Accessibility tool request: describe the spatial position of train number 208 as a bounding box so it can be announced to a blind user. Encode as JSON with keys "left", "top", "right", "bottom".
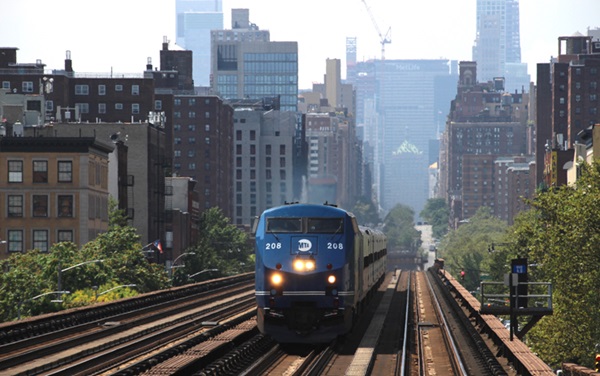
{"left": 266, "top": 243, "right": 282, "bottom": 250}
{"left": 327, "top": 242, "right": 344, "bottom": 250}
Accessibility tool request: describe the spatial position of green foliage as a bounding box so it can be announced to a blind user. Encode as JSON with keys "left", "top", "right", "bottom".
{"left": 383, "top": 204, "right": 421, "bottom": 252}
{"left": 349, "top": 196, "right": 380, "bottom": 226}
{"left": 420, "top": 198, "right": 450, "bottom": 239}
{"left": 438, "top": 207, "right": 508, "bottom": 291}
{"left": 0, "top": 204, "right": 169, "bottom": 321}
{"left": 509, "top": 161, "right": 600, "bottom": 368}
{"left": 173, "top": 207, "right": 253, "bottom": 286}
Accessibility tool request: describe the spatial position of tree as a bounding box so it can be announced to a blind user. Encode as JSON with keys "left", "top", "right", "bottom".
{"left": 438, "top": 207, "right": 508, "bottom": 291}
{"left": 350, "top": 196, "right": 380, "bottom": 226}
{"left": 508, "top": 161, "right": 600, "bottom": 368}
{"left": 174, "top": 207, "right": 253, "bottom": 285}
{"left": 383, "top": 204, "right": 421, "bottom": 252}
{"left": 420, "top": 198, "right": 450, "bottom": 239}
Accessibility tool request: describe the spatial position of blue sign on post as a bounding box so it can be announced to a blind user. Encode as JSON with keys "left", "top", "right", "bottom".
{"left": 512, "top": 264, "right": 527, "bottom": 274}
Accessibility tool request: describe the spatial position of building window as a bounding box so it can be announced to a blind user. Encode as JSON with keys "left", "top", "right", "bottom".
{"left": 98, "top": 103, "right": 106, "bottom": 114}
{"left": 75, "top": 84, "right": 89, "bottom": 95}
{"left": 155, "top": 100, "right": 162, "bottom": 110}
{"left": 188, "top": 124, "right": 196, "bottom": 131}
{"left": 188, "top": 150, "right": 195, "bottom": 157}
{"left": 266, "top": 157, "right": 271, "bottom": 167}
{"left": 188, "top": 98, "right": 196, "bottom": 106}
{"left": 22, "top": 81, "right": 33, "bottom": 93}
{"left": 115, "top": 103, "right": 123, "bottom": 110}
{"left": 7, "top": 230, "right": 23, "bottom": 252}
{"left": 174, "top": 111, "right": 181, "bottom": 118}
{"left": 46, "top": 100, "right": 54, "bottom": 112}
{"left": 33, "top": 195, "right": 48, "bottom": 217}
{"left": 8, "top": 160, "right": 23, "bottom": 182}
{"left": 205, "top": 112, "right": 210, "bottom": 118}
{"left": 250, "top": 144, "right": 256, "bottom": 154}
{"left": 266, "top": 145, "right": 272, "bottom": 155}
{"left": 280, "top": 145, "right": 286, "bottom": 155}
{"left": 33, "top": 161, "right": 48, "bottom": 183}
{"left": 58, "top": 230, "right": 73, "bottom": 242}
{"left": 250, "top": 157, "right": 256, "bottom": 167}
{"left": 132, "top": 85, "right": 139, "bottom": 95}
{"left": 132, "top": 103, "right": 140, "bottom": 114}
{"left": 174, "top": 137, "right": 182, "bottom": 144}
{"left": 205, "top": 124, "right": 210, "bottom": 132}
{"left": 58, "top": 161, "right": 73, "bottom": 182}
{"left": 75, "top": 103, "right": 89, "bottom": 114}
{"left": 280, "top": 157, "right": 286, "bottom": 167}
{"left": 189, "top": 111, "right": 196, "bottom": 118}
{"left": 2, "top": 81, "right": 9, "bottom": 89}
{"left": 115, "top": 84, "right": 123, "bottom": 92}
{"left": 205, "top": 137, "right": 210, "bottom": 144}
{"left": 58, "top": 195, "right": 74, "bottom": 217}
{"left": 98, "top": 84, "right": 106, "bottom": 95}
{"left": 33, "top": 230, "right": 49, "bottom": 252}
{"left": 188, "top": 137, "right": 196, "bottom": 144}
{"left": 174, "top": 150, "right": 181, "bottom": 157}
{"left": 188, "top": 163, "right": 196, "bottom": 170}
{"left": 8, "top": 195, "right": 23, "bottom": 217}
{"left": 236, "top": 130, "right": 242, "bottom": 141}
{"left": 236, "top": 169, "right": 242, "bottom": 179}
{"left": 174, "top": 124, "right": 181, "bottom": 131}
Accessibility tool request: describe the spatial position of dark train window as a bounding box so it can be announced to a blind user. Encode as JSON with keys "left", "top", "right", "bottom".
{"left": 307, "top": 218, "right": 344, "bottom": 234}
{"left": 267, "top": 218, "right": 302, "bottom": 233}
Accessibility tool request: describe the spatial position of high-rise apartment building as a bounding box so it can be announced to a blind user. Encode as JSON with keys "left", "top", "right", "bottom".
{"left": 211, "top": 9, "right": 298, "bottom": 112}
{"left": 472, "top": 0, "right": 529, "bottom": 92}
{"left": 231, "top": 105, "right": 303, "bottom": 227}
{"left": 535, "top": 34, "right": 600, "bottom": 187}
{"left": 440, "top": 61, "right": 530, "bottom": 226}
{"left": 176, "top": 0, "right": 223, "bottom": 87}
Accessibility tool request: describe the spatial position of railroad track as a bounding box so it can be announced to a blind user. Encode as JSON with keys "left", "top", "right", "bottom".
{"left": 0, "top": 270, "right": 535, "bottom": 375}
{"left": 0, "top": 277, "right": 255, "bottom": 375}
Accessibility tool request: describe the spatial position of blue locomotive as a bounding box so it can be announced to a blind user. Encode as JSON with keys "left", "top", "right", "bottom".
{"left": 254, "top": 203, "right": 387, "bottom": 343}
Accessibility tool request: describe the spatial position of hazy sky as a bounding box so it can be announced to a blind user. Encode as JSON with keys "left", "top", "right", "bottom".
{"left": 1, "top": 0, "right": 599, "bottom": 89}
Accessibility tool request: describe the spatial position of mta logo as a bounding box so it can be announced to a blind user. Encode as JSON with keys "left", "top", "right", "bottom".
{"left": 298, "top": 239, "right": 312, "bottom": 252}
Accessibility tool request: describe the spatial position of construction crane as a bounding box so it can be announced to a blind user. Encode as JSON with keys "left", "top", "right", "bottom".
{"left": 361, "top": 0, "right": 391, "bottom": 60}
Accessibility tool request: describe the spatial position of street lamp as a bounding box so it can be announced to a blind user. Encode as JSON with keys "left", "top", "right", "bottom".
{"left": 58, "top": 259, "right": 104, "bottom": 292}
{"left": 170, "top": 252, "right": 196, "bottom": 279}
{"left": 188, "top": 269, "right": 219, "bottom": 280}
{"left": 95, "top": 284, "right": 136, "bottom": 301}
{"left": 18, "top": 290, "right": 70, "bottom": 319}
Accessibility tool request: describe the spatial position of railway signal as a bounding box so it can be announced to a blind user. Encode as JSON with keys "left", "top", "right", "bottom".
{"left": 595, "top": 353, "right": 600, "bottom": 371}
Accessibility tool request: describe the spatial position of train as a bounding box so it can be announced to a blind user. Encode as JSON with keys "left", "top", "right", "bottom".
{"left": 254, "top": 203, "right": 387, "bottom": 343}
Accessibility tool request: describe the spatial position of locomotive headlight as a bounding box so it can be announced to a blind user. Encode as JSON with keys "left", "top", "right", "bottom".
{"left": 271, "top": 273, "right": 283, "bottom": 285}
{"left": 293, "top": 259, "right": 305, "bottom": 271}
{"left": 305, "top": 260, "right": 315, "bottom": 271}
{"left": 327, "top": 275, "right": 336, "bottom": 284}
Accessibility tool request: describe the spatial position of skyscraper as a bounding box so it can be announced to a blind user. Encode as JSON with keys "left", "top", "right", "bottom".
{"left": 472, "top": 0, "right": 529, "bottom": 92}
{"left": 211, "top": 9, "right": 298, "bottom": 112}
{"left": 176, "top": 0, "right": 223, "bottom": 87}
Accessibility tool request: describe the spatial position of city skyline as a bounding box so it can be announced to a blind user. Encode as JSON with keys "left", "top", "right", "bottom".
{"left": 1, "top": 0, "right": 598, "bottom": 89}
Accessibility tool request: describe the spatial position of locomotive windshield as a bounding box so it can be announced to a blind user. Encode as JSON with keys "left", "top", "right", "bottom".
{"left": 307, "top": 218, "right": 344, "bottom": 234}
{"left": 267, "top": 218, "right": 302, "bottom": 233}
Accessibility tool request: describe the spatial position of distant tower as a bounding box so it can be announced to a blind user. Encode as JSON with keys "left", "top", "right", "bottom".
{"left": 175, "top": 0, "right": 223, "bottom": 87}
{"left": 472, "top": 0, "right": 529, "bottom": 92}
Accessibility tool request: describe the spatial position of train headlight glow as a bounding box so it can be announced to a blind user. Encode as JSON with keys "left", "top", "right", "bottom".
{"left": 271, "top": 273, "right": 283, "bottom": 285}
{"left": 327, "top": 275, "right": 336, "bottom": 284}
{"left": 293, "top": 258, "right": 316, "bottom": 272}
{"left": 293, "top": 259, "right": 305, "bottom": 271}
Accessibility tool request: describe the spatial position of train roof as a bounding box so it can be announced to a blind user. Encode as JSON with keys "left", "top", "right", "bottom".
{"left": 260, "top": 203, "right": 351, "bottom": 218}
